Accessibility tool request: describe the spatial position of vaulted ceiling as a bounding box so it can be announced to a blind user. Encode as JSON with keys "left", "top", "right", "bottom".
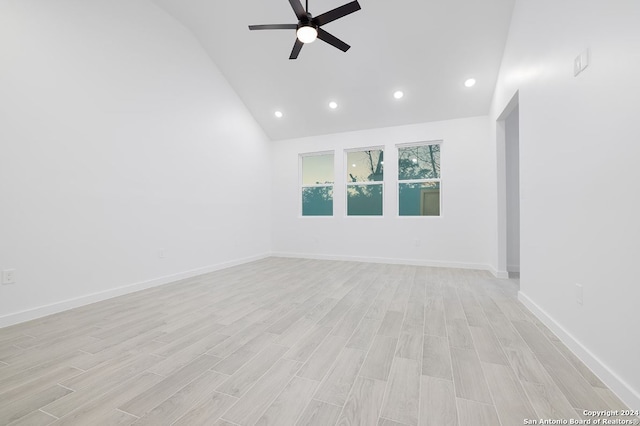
{"left": 152, "top": 0, "right": 515, "bottom": 140}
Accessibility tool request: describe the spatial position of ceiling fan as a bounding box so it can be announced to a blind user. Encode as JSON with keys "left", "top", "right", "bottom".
{"left": 249, "top": 0, "right": 362, "bottom": 60}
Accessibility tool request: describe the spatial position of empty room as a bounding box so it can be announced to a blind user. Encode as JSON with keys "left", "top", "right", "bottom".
{"left": 1, "top": 0, "right": 639, "bottom": 425}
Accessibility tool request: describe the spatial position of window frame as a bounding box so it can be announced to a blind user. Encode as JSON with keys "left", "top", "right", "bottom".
{"left": 396, "top": 140, "right": 443, "bottom": 217}
{"left": 299, "top": 150, "right": 335, "bottom": 217}
{"left": 344, "top": 146, "right": 385, "bottom": 217}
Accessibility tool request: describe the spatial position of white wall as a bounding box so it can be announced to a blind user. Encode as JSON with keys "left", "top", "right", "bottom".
{"left": 0, "top": 0, "right": 271, "bottom": 326}
{"left": 490, "top": 0, "right": 640, "bottom": 407}
{"left": 272, "top": 117, "right": 494, "bottom": 270}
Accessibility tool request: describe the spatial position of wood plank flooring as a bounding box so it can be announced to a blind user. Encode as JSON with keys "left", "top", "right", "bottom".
{"left": 0, "top": 257, "right": 635, "bottom": 425}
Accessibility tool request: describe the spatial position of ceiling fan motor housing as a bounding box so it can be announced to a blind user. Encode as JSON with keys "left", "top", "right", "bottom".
{"left": 297, "top": 13, "right": 316, "bottom": 29}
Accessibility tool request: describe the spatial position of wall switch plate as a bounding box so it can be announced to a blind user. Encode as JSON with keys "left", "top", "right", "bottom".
{"left": 575, "top": 283, "right": 583, "bottom": 305}
{"left": 580, "top": 49, "right": 590, "bottom": 71}
{"left": 574, "top": 56, "right": 582, "bottom": 76}
{"left": 158, "top": 249, "right": 166, "bottom": 259}
{"left": 574, "top": 49, "right": 590, "bottom": 76}
{"left": 2, "top": 269, "right": 16, "bottom": 285}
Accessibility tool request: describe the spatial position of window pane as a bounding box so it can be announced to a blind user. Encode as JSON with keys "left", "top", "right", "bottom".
{"left": 346, "top": 150, "right": 384, "bottom": 182}
{"left": 302, "top": 187, "right": 333, "bottom": 216}
{"left": 399, "top": 182, "right": 440, "bottom": 216}
{"left": 398, "top": 145, "right": 440, "bottom": 180}
{"left": 302, "top": 154, "right": 334, "bottom": 185}
{"left": 347, "top": 184, "right": 383, "bottom": 216}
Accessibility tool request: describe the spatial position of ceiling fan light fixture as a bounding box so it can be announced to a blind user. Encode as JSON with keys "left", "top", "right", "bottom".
{"left": 297, "top": 25, "right": 318, "bottom": 43}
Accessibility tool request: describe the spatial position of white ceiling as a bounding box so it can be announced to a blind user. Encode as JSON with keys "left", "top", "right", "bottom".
{"left": 152, "top": 0, "right": 515, "bottom": 141}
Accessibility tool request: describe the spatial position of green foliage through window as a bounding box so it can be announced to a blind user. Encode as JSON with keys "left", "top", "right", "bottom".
{"left": 346, "top": 150, "right": 384, "bottom": 182}
{"left": 302, "top": 187, "right": 333, "bottom": 216}
{"left": 398, "top": 144, "right": 440, "bottom": 180}
{"left": 347, "top": 185, "right": 383, "bottom": 216}
{"left": 347, "top": 149, "right": 384, "bottom": 216}
{"left": 301, "top": 153, "right": 334, "bottom": 216}
{"left": 398, "top": 143, "right": 441, "bottom": 216}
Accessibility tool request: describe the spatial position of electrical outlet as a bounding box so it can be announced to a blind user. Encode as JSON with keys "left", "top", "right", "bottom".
{"left": 2, "top": 269, "right": 16, "bottom": 285}
{"left": 575, "top": 283, "right": 583, "bottom": 305}
{"left": 414, "top": 239, "right": 421, "bottom": 247}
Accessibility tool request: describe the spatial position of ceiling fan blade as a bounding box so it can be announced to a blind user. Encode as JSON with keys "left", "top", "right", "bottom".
{"left": 289, "top": 0, "right": 307, "bottom": 20}
{"left": 249, "top": 24, "right": 297, "bottom": 30}
{"left": 313, "top": 1, "right": 361, "bottom": 26}
{"left": 317, "top": 28, "right": 350, "bottom": 52}
{"left": 289, "top": 38, "right": 304, "bottom": 59}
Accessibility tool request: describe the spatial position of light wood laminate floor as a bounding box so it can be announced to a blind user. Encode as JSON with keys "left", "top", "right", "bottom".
{"left": 0, "top": 258, "right": 634, "bottom": 426}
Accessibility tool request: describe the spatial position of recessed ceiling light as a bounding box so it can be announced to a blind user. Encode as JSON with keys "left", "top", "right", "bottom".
{"left": 274, "top": 111, "right": 283, "bottom": 118}
{"left": 329, "top": 101, "right": 338, "bottom": 109}
{"left": 464, "top": 78, "right": 476, "bottom": 88}
{"left": 393, "top": 90, "right": 404, "bottom": 99}
{"left": 352, "top": 163, "right": 356, "bottom": 167}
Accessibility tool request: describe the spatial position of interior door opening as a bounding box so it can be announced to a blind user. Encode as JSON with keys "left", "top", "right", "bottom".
{"left": 505, "top": 105, "right": 520, "bottom": 277}
{"left": 496, "top": 91, "right": 520, "bottom": 279}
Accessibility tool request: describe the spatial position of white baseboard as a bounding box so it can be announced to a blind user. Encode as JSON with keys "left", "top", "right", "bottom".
{"left": 488, "top": 265, "right": 510, "bottom": 279}
{"left": 0, "top": 253, "right": 270, "bottom": 329}
{"left": 272, "top": 251, "right": 494, "bottom": 273}
{"left": 518, "top": 291, "right": 640, "bottom": 410}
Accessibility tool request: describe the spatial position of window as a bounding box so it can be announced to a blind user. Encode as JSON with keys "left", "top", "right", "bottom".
{"left": 346, "top": 149, "right": 384, "bottom": 216}
{"left": 398, "top": 143, "right": 441, "bottom": 216}
{"left": 301, "top": 152, "right": 334, "bottom": 216}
